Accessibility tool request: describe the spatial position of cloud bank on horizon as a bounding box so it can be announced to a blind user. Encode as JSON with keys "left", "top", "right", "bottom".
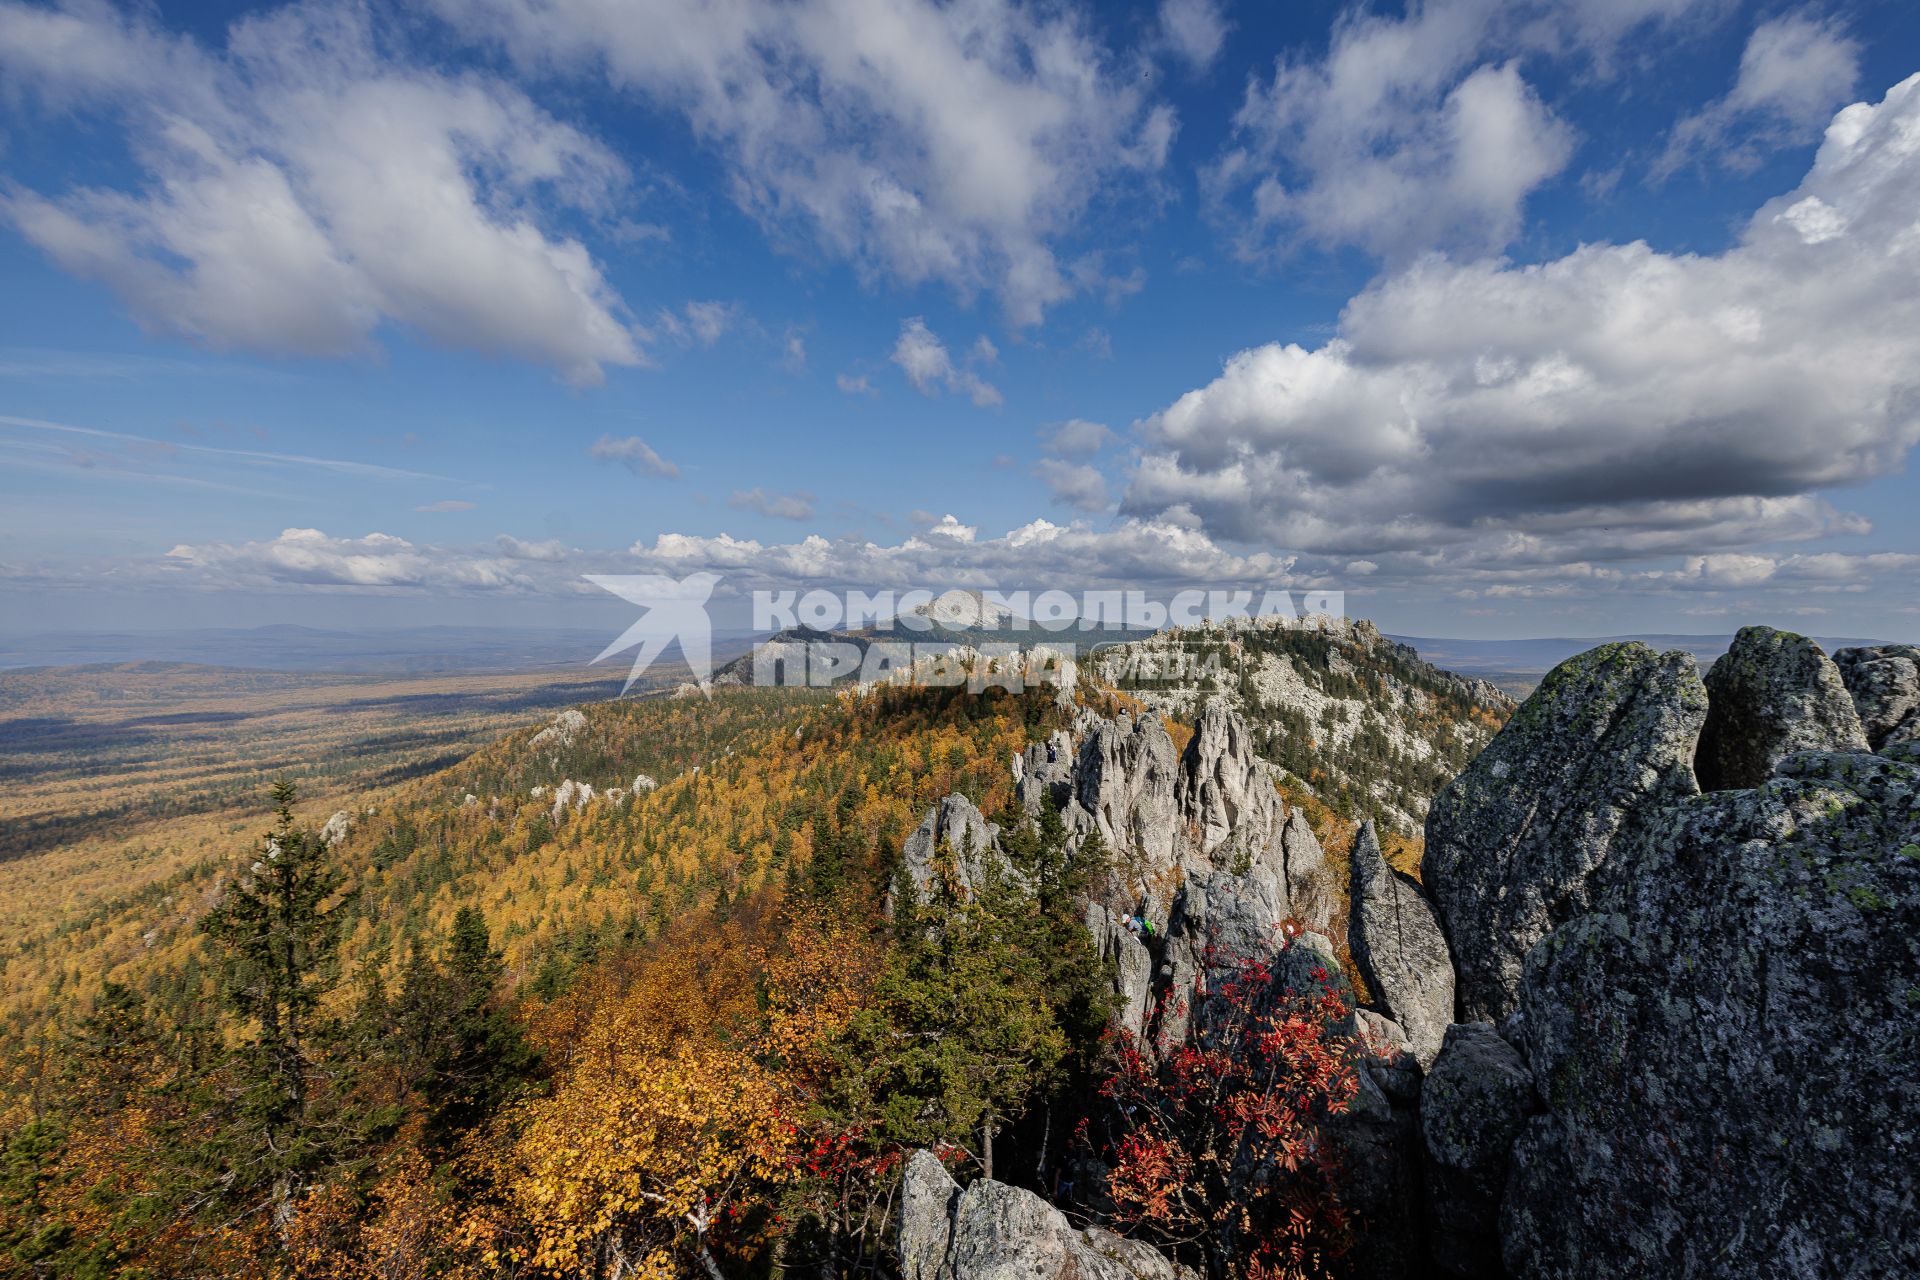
{"left": 1, "top": 0, "right": 1917, "bottom": 636}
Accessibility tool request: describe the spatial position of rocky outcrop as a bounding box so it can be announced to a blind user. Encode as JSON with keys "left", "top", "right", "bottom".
{"left": 899, "top": 1150, "right": 1196, "bottom": 1280}
{"left": 1420, "top": 1023, "right": 1535, "bottom": 1278}
{"left": 1499, "top": 750, "right": 1920, "bottom": 1278}
{"left": 549, "top": 778, "right": 595, "bottom": 821}
{"left": 894, "top": 794, "right": 1006, "bottom": 909}
{"left": 528, "top": 707, "right": 587, "bottom": 752}
{"left": 1695, "top": 626, "right": 1867, "bottom": 791}
{"left": 1178, "top": 702, "right": 1280, "bottom": 856}
{"left": 1834, "top": 643, "right": 1920, "bottom": 750}
{"left": 319, "top": 810, "right": 353, "bottom": 846}
{"left": 1013, "top": 729, "right": 1077, "bottom": 814}
{"left": 1413, "top": 627, "right": 1920, "bottom": 1279}
{"left": 1094, "top": 615, "right": 1513, "bottom": 834}
{"left": 1086, "top": 902, "right": 1154, "bottom": 1042}
{"left": 1422, "top": 642, "right": 1709, "bottom": 1022}
{"left": 1006, "top": 698, "right": 1336, "bottom": 1044}
{"left": 1278, "top": 808, "right": 1334, "bottom": 931}
{"left": 1074, "top": 711, "right": 1184, "bottom": 916}
{"left": 903, "top": 697, "right": 1433, "bottom": 1272}
{"left": 1348, "top": 821, "right": 1453, "bottom": 1068}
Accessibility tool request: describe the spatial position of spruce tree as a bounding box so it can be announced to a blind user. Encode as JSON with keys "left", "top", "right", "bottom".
{"left": 200, "top": 780, "right": 345, "bottom": 1233}
{"left": 423, "top": 907, "right": 534, "bottom": 1144}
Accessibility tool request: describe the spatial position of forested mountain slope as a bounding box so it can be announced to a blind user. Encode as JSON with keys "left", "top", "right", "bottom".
{"left": 0, "top": 621, "right": 1510, "bottom": 1278}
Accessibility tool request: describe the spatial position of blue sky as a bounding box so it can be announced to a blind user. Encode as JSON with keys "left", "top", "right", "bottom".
{"left": 2, "top": 0, "right": 1918, "bottom": 641}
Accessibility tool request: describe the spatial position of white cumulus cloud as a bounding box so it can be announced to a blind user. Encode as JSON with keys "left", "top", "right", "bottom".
{"left": 1130, "top": 74, "right": 1920, "bottom": 591}
{"left": 0, "top": 0, "right": 645, "bottom": 385}
{"left": 1205, "top": 0, "right": 1731, "bottom": 264}
{"left": 891, "top": 318, "right": 1003, "bottom": 409}
{"left": 435, "top": 0, "right": 1173, "bottom": 325}
{"left": 1655, "top": 14, "right": 1861, "bottom": 179}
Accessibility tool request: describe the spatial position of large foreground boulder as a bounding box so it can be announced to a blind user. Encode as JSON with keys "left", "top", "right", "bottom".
{"left": 1347, "top": 821, "right": 1454, "bottom": 1068}
{"left": 1834, "top": 643, "right": 1920, "bottom": 750}
{"left": 1421, "top": 1023, "right": 1535, "bottom": 1278}
{"left": 1695, "top": 626, "right": 1867, "bottom": 791}
{"left": 900, "top": 1150, "right": 1196, "bottom": 1280}
{"left": 1423, "top": 642, "right": 1708, "bottom": 1022}
{"left": 1502, "top": 751, "right": 1920, "bottom": 1278}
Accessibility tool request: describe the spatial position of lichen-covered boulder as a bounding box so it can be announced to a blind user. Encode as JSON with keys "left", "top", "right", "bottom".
{"left": 1501, "top": 751, "right": 1920, "bottom": 1279}
{"left": 1421, "top": 1022, "right": 1535, "bottom": 1278}
{"left": 901, "top": 1149, "right": 964, "bottom": 1280}
{"left": 1348, "top": 821, "right": 1454, "bottom": 1068}
{"left": 898, "top": 1149, "right": 1196, "bottom": 1280}
{"left": 1834, "top": 643, "right": 1920, "bottom": 751}
{"left": 1423, "top": 642, "right": 1708, "bottom": 1022}
{"left": 1695, "top": 626, "right": 1868, "bottom": 791}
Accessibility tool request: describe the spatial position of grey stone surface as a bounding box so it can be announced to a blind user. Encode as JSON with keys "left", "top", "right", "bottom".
{"left": 1075, "top": 711, "right": 1183, "bottom": 873}
{"left": 1086, "top": 902, "right": 1154, "bottom": 1043}
{"left": 1074, "top": 711, "right": 1186, "bottom": 922}
{"left": 1348, "top": 820, "right": 1455, "bottom": 1068}
{"left": 1696, "top": 626, "right": 1868, "bottom": 791}
{"left": 1326, "top": 1037, "right": 1427, "bottom": 1280}
{"left": 1501, "top": 751, "right": 1920, "bottom": 1279}
{"left": 898, "top": 1149, "right": 1196, "bottom": 1280}
{"left": 1423, "top": 641, "right": 1708, "bottom": 1022}
{"left": 1421, "top": 1022, "right": 1535, "bottom": 1278}
{"left": 893, "top": 793, "right": 1005, "bottom": 910}
{"left": 901, "top": 1149, "right": 964, "bottom": 1280}
{"left": 1014, "top": 729, "right": 1078, "bottom": 814}
{"left": 1352, "top": 1008, "right": 1423, "bottom": 1104}
{"left": 1178, "top": 700, "right": 1280, "bottom": 856}
{"left": 1834, "top": 643, "right": 1920, "bottom": 751}
{"left": 1279, "top": 807, "right": 1334, "bottom": 931}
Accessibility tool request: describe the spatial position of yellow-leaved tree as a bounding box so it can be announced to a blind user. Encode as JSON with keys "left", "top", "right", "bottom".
{"left": 484, "top": 914, "right": 881, "bottom": 1280}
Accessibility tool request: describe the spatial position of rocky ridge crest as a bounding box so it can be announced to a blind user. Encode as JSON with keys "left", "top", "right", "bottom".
{"left": 1095, "top": 615, "right": 1512, "bottom": 834}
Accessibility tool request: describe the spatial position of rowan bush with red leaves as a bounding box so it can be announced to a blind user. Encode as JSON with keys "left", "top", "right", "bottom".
{"left": 1088, "top": 945, "right": 1361, "bottom": 1280}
